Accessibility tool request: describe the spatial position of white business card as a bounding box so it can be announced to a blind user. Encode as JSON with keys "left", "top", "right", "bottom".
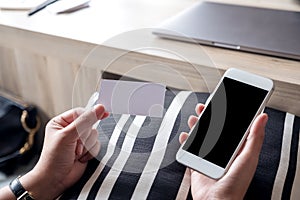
{"left": 97, "top": 80, "right": 166, "bottom": 117}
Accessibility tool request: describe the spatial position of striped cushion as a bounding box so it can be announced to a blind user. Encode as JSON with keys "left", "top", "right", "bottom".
{"left": 60, "top": 91, "right": 300, "bottom": 200}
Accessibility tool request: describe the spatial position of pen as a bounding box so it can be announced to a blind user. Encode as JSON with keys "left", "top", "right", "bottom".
{"left": 28, "top": 0, "right": 59, "bottom": 16}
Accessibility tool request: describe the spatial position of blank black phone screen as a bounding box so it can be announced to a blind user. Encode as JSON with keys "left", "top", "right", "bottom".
{"left": 182, "top": 77, "right": 268, "bottom": 168}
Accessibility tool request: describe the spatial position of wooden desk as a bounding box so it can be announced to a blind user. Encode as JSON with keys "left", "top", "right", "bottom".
{"left": 0, "top": 0, "right": 299, "bottom": 117}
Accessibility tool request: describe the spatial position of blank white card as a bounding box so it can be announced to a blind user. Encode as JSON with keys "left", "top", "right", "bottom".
{"left": 97, "top": 80, "right": 166, "bottom": 117}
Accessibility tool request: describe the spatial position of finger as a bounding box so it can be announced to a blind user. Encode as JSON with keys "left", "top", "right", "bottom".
{"left": 78, "top": 129, "right": 100, "bottom": 159}
{"left": 179, "top": 132, "right": 189, "bottom": 144}
{"left": 63, "top": 104, "right": 106, "bottom": 140}
{"left": 246, "top": 113, "right": 268, "bottom": 156}
{"left": 188, "top": 115, "right": 198, "bottom": 129}
{"left": 232, "top": 113, "right": 268, "bottom": 166}
{"left": 195, "top": 103, "right": 205, "bottom": 116}
{"left": 50, "top": 107, "right": 85, "bottom": 129}
{"left": 74, "top": 104, "right": 106, "bottom": 132}
{"left": 81, "top": 129, "right": 99, "bottom": 151}
{"left": 77, "top": 127, "right": 95, "bottom": 145}
{"left": 79, "top": 152, "right": 94, "bottom": 163}
{"left": 79, "top": 111, "right": 109, "bottom": 142}
{"left": 232, "top": 113, "right": 268, "bottom": 165}
{"left": 225, "top": 114, "right": 268, "bottom": 192}
{"left": 188, "top": 103, "right": 205, "bottom": 128}
{"left": 79, "top": 141, "right": 101, "bottom": 163}
{"left": 89, "top": 140, "right": 101, "bottom": 157}
{"left": 102, "top": 112, "right": 110, "bottom": 119}
{"left": 76, "top": 139, "right": 84, "bottom": 156}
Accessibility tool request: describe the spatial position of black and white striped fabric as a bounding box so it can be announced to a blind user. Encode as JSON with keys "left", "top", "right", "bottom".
{"left": 60, "top": 91, "right": 300, "bottom": 200}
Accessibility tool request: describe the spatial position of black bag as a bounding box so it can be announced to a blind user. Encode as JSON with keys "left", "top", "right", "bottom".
{"left": 0, "top": 95, "right": 40, "bottom": 174}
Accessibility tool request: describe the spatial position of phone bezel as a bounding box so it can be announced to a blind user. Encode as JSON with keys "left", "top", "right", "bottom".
{"left": 176, "top": 68, "right": 274, "bottom": 179}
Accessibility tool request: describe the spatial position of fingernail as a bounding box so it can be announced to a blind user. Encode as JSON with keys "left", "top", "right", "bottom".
{"left": 263, "top": 114, "right": 268, "bottom": 127}
{"left": 94, "top": 104, "right": 105, "bottom": 119}
{"left": 79, "top": 153, "right": 90, "bottom": 163}
{"left": 76, "top": 142, "right": 84, "bottom": 156}
{"left": 102, "top": 112, "right": 110, "bottom": 119}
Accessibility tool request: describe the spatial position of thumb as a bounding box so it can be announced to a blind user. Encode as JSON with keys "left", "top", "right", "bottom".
{"left": 226, "top": 113, "right": 268, "bottom": 183}
{"left": 244, "top": 113, "right": 268, "bottom": 158}
{"left": 59, "top": 104, "right": 107, "bottom": 140}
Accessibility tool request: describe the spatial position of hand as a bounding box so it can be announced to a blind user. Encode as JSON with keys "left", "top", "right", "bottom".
{"left": 21, "top": 104, "right": 109, "bottom": 199}
{"left": 179, "top": 104, "right": 268, "bottom": 200}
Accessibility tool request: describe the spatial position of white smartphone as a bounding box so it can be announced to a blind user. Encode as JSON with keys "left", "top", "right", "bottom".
{"left": 176, "top": 68, "right": 274, "bottom": 179}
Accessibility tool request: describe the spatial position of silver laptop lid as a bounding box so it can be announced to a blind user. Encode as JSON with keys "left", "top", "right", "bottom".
{"left": 153, "top": 2, "right": 300, "bottom": 60}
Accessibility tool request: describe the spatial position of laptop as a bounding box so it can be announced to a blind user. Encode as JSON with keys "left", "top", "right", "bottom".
{"left": 153, "top": 2, "right": 300, "bottom": 60}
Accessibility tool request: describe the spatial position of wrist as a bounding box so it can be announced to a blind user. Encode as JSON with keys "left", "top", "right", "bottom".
{"left": 19, "top": 168, "right": 63, "bottom": 200}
